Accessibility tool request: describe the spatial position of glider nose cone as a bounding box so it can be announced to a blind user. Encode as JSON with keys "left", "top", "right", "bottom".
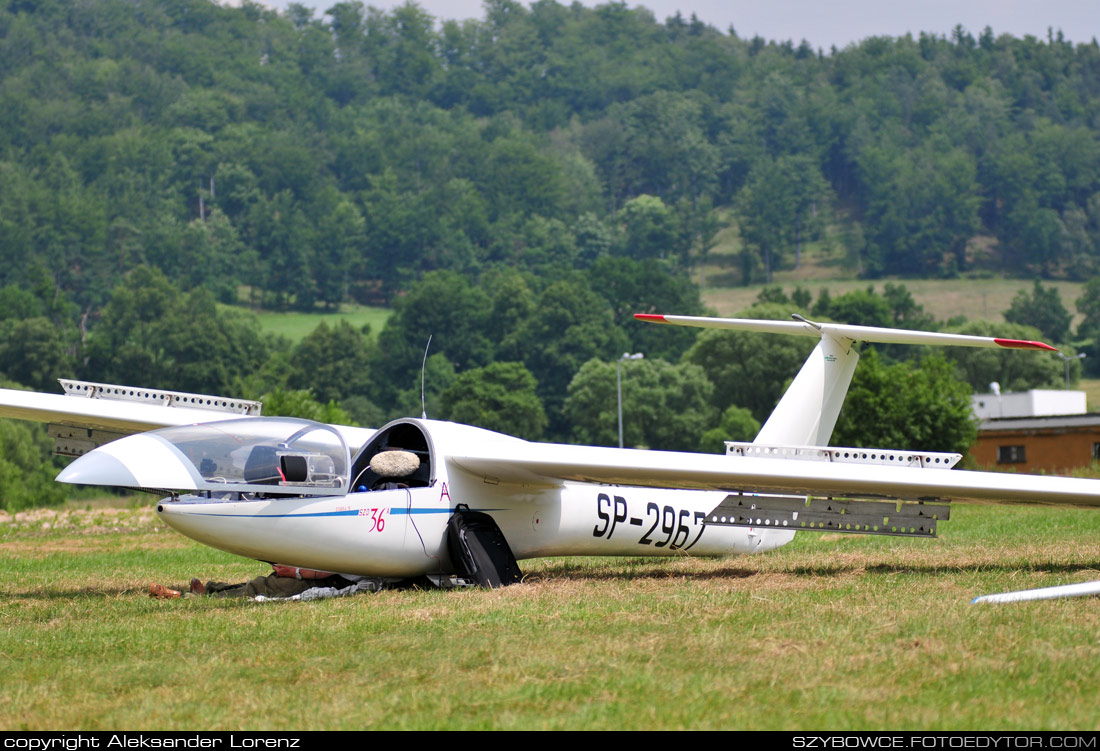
{"left": 57, "top": 451, "right": 140, "bottom": 487}
{"left": 55, "top": 433, "right": 199, "bottom": 491}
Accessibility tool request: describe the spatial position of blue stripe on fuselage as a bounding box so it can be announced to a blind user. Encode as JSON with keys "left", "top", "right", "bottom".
{"left": 177, "top": 507, "right": 457, "bottom": 519}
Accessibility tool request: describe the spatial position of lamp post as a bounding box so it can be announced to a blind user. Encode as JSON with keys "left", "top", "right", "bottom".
{"left": 617, "top": 352, "right": 644, "bottom": 448}
{"left": 1056, "top": 352, "right": 1086, "bottom": 388}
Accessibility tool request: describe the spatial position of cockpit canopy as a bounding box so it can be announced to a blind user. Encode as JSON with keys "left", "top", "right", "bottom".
{"left": 154, "top": 417, "right": 350, "bottom": 496}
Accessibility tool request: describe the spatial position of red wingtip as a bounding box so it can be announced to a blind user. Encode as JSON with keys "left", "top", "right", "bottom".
{"left": 994, "top": 338, "right": 1059, "bottom": 352}
{"left": 634, "top": 313, "right": 668, "bottom": 323}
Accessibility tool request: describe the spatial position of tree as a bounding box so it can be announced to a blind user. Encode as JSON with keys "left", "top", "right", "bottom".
{"left": 0, "top": 378, "right": 67, "bottom": 511}
{"left": 882, "top": 283, "right": 936, "bottom": 330}
{"left": 259, "top": 388, "right": 352, "bottom": 425}
{"left": 373, "top": 271, "right": 494, "bottom": 406}
{"left": 618, "top": 194, "right": 682, "bottom": 261}
{"left": 0, "top": 417, "right": 67, "bottom": 512}
{"left": 682, "top": 303, "right": 817, "bottom": 422}
{"left": 0, "top": 317, "right": 76, "bottom": 392}
{"left": 1076, "top": 276, "right": 1100, "bottom": 341}
{"left": 831, "top": 350, "right": 977, "bottom": 454}
{"left": 858, "top": 140, "right": 980, "bottom": 277}
{"left": 84, "top": 267, "right": 271, "bottom": 396}
{"left": 439, "top": 361, "right": 546, "bottom": 440}
{"left": 286, "top": 320, "right": 376, "bottom": 405}
{"left": 822, "top": 288, "right": 892, "bottom": 328}
{"left": 313, "top": 200, "right": 365, "bottom": 309}
{"left": 564, "top": 358, "right": 715, "bottom": 451}
{"left": 699, "top": 405, "right": 761, "bottom": 453}
{"left": 736, "top": 155, "right": 832, "bottom": 282}
{"left": 1003, "top": 279, "right": 1072, "bottom": 344}
{"left": 501, "top": 278, "right": 628, "bottom": 437}
{"left": 942, "top": 320, "right": 1063, "bottom": 393}
{"left": 587, "top": 257, "right": 704, "bottom": 362}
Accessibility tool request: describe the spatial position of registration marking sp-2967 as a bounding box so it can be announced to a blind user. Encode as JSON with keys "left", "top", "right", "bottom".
{"left": 592, "top": 492, "right": 707, "bottom": 550}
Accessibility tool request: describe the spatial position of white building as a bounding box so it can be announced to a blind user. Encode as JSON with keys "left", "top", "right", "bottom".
{"left": 971, "top": 389, "right": 1087, "bottom": 420}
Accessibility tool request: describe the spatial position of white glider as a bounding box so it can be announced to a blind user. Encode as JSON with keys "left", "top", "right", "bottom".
{"left": 0, "top": 315, "right": 1094, "bottom": 599}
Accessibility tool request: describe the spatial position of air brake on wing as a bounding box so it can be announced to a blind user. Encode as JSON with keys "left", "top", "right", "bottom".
{"left": 49, "top": 379, "right": 262, "bottom": 457}
{"left": 708, "top": 442, "right": 956, "bottom": 538}
{"left": 723, "top": 442, "right": 962, "bottom": 469}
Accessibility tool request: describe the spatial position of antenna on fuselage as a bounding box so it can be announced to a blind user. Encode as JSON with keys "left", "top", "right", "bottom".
{"left": 420, "top": 334, "right": 432, "bottom": 419}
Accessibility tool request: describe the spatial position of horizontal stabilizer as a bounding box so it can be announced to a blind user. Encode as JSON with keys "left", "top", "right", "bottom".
{"left": 634, "top": 314, "right": 1057, "bottom": 350}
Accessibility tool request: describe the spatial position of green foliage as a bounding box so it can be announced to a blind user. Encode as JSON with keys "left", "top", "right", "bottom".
{"left": 502, "top": 278, "right": 629, "bottom": 437}
{"left": 4, "top": 0, "right": 1100, "bottom": 452}
{"left": 683, "top": 303, "right": 817, "bottom": 422}
{"left": 258, "top": 388, "right": 352, "bottom": 425}
{"left": 0, "top": 375, "right": 67, "bottom": 512}
{"left": 832, "top": 350, "right": 977, "bottom": 454}
{"left": 822, "top": 288, "right": 892, "bottom": 329}
{"left": 943, "top": 320, "right": 1064, "bottom": 393}
{"left": 286, "top": 320, "right": 376, "bottom": 405}
{"left": 618, "top": 195, "right": 683, "bottom": 262}
{"left": 755, "top": 286, "right": 790, "bottom": 306}
{"left": 1075, "top": 276, "right": 1100, "bottom": 340}
{"left": 84, "top": 267, "right": 270, "bottom": 396}
{"left": 564, "top": 357, "right": 715, "bottom": 451}
{"left": 0, "top": 285, "right": 42, "bottom": 320}
{"left": 0, "top": 418, "right": 66, "bottom": 512}
{"left": 1003, "top": 279, "right": 1072, "bottom": 344}
{"left": 881, "top": 283, "right": 937, "bottom": 330}
{"left": 858, "top": 139, "right": 980, "bottom": 277}
{"left": 700, "top": 405, "right": 761, "bottom": 453}
{"left": 736, "top": 154, "right": 832, "bottom": 283}
{"left": 586, "top": 257, "right": 704, "bottom": 361}
{"left": 439, "top": 361, "right": 547, "bottom": 440}
{"left": 0, "top": 317, "right": 76, "bottom": 392}
{"left": 1, "top": 0, "right": 1098, "bottom": 317}
{"left": 373, "top": 270, "right": 492, "bottom": 405}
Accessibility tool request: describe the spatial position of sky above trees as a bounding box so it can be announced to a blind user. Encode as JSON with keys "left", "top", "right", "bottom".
{"left": 255, "top": 0, "right": 1100, "bottom": 51}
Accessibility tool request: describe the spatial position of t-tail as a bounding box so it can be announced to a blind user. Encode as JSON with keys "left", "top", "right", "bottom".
{"left": 635, "top": 313, "right": 1056, "bottom": 447}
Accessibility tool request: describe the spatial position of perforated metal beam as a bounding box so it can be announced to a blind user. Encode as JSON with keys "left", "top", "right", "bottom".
{"left": 706, "top": 493, "right": 951, "bottom": 538}
{"left": 60, "top": 379, "right": 261, "bottom": 416}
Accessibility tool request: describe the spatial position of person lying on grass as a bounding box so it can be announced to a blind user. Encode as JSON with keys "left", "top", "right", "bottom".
{"left": 149, "top": 564, "right": 362, "bottom": 599}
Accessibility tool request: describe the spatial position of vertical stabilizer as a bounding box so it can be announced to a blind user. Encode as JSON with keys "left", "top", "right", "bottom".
{"left": 754, "top": 333, "right": 858, "bottom": 447}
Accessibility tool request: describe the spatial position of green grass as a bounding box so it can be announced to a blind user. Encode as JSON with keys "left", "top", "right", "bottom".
{"left": 702, "top": 277, "right": 1088, "bottom": 329}
{"left": 1078, "top": 379, "right": 1100, "bottom": 412}
{"left": 3, "top": 502, "right": 1100, "bottom": 730}
{"left": 697, "top": 212, "right": 1086, "bottom": 329}
{"left": 223, "top": 303, "right": 392, "bottom": 343}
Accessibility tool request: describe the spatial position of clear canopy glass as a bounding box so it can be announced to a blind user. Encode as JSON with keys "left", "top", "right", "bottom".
{"left": 154, "top": 417, "right": 350, "bottom": 495}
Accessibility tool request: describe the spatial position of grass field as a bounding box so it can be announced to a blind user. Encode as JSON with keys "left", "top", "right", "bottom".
{"left": 696, "top": 213, "right": 1087, "bottom": 328}
{"left": 227, "top": 303, "right": 392, "bottom": 343}
{"left": 3, "top": 501, "right": 1100, "bottom": 731}
{"left": 1079, "top": 379, "right": 1100, "bottom": 412}
{"left": 701, "top": 277, "right": 1088, "bottom": 329}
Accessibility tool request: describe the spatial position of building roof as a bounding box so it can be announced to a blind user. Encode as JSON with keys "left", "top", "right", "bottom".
{"left": 979, "top": 413, "right": 1100, "bottom": 432}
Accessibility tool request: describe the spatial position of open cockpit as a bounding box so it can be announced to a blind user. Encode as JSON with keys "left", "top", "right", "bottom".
{"left": 349, "top": 419, "right": 435, "bottom": 492}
